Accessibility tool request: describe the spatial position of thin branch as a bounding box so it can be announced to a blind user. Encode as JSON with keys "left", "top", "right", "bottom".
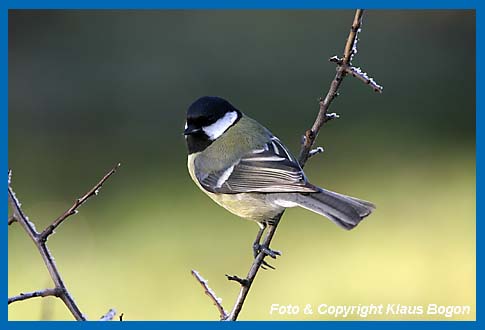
{"left": 221, "top": 9, "right": 382, "bottom": 321}
{"left": 345, "top": 66, "right": 383, "bottom": 93}
{"left": 8, "top": 288, "right": 59, "bottom": 305}
{"left": 191, "top": 270, "right": 228, "bottom": 320}
{"left": 8, "top": 174, "right": 40, "bottom": 240}
{"left": 343, "top": 10, "right": 362, "bottom": 64}
{"left": 225, "top": 212, "right": 282, "bottom": 321}
{"left": 39, "top": 163, "right": 121, "bottom": 241}
{"left": 298, "top": 9, "right": 382, "bottom": 167}
{"left": 8, "top": 181, "right": 86, "bottom": 320}
{"left": 225, "top": 274, "right": 249, "bottom": 286}
{"left": 8, "top": 164, "right": 120, "bottom": 320}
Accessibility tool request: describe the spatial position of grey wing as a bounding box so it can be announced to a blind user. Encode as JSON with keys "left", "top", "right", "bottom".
{"left": 198, "top": 137, "right": 319, "bottom": 194}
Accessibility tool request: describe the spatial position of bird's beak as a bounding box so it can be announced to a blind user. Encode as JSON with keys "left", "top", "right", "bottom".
{"left": 184, "top": 125, "right": 201, "bottom": 136}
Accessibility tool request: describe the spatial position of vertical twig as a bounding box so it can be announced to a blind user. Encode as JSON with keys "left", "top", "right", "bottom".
{"left": 298, "top": 9, "right": 382, "bottom": 167}
{"left": 224, "top": 9, "right": 381, "bottom": 321}
{"left": 225, "top": 212, "right": 282, "bottom": 320}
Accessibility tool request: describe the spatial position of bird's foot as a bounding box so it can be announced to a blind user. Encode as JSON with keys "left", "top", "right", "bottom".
{"left": 253, "top": 243, "right": 281, "bottom": 259}
{"left": 253, "top": 243, "right": 282, "bottom": 270}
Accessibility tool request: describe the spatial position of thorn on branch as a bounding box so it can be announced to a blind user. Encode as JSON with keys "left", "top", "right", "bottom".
{"left": 100, "top": 308, "right": 117, "bottom": 321}
{"left": 345, "top": 66, "right": 383, "bottom": 93}
{"left": 326, "top": 112, "right": 340, "bottom": 120}
{"left": 191, "top": 270, "right": 228, "bottom": 320}
{"left": 225, "top": 274, "right": 249, "bottom": 287}
{"left": 8, "top": 216, "right": 17, "bottom": 226}
{"left": 309, "top": 147, "right": 325, "bottom": 159}
{"left": 329, "top": 55, "right": 343, "bottom": 65}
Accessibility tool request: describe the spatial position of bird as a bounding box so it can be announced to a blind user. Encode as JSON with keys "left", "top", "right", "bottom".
{"left": 184, "top": 96, "right": 375, "bottom": 265}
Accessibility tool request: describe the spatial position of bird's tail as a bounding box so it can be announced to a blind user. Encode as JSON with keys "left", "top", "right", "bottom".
{"left": 294, "top": 188, "right": 375, "bottom": 230}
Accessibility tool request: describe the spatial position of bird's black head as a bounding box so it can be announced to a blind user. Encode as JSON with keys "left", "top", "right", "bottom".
{"left": 184, "top": 96, "right": 242, "bottom": 154}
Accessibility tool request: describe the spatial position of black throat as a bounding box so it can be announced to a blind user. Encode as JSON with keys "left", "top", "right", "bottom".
{"left": 186, "top": 132, "right": 213, "bottom": 154}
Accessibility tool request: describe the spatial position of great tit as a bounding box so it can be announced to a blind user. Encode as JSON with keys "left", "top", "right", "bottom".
{"left": 184, "top": 96, "right": 375, "bottom": 253}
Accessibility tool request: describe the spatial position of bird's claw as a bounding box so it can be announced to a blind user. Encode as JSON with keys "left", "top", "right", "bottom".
{"left": 253, "top": 243, "right": 281, "bottom": 259}
{"left": 261, "top": 246, "right": 281, "bottom": 259}
{"left": 261, "top": 260, "right": 276, "bottom": 270}
{"left": 253, "top": 243, "right": 282, "bottom": 270}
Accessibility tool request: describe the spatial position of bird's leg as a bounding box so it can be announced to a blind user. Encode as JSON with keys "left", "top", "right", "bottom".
{"left": 252, "top": 222, "right": 267, "bottom": 258}
{"left": 253, "top": 221, "right": 282, "bottom": 270}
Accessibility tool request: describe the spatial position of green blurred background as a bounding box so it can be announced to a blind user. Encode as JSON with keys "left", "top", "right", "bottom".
{"left": 8, "top": 10, "right": 475, "bottom": 320}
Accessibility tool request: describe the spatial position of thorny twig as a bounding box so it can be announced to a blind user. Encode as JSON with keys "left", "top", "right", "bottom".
{"left": 39, "top": 163, "right": 121, "bottom": 241}
{"left": 191, "top": 270, "right": 228, "bottom": 320}
{"left": 298, "top": 9, "right": 382, "bottom": 167}
{"left": 193, "top": 9, "right": 382, "bottom": 321}
{"left": 8, "top": 164, "right": 120, "bottom": 320}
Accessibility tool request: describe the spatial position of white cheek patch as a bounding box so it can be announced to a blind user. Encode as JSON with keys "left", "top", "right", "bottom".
{"left": 202, "top": 111, "right": 238, "bottom": 140}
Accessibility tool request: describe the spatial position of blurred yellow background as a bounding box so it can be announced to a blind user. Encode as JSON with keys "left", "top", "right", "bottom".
{"left": 8, "top": 10, "right": 475, "bottom": 320}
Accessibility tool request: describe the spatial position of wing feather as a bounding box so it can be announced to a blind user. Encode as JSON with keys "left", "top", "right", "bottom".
{"left": 198, "top": 137, "right": 318, "bottom": 194}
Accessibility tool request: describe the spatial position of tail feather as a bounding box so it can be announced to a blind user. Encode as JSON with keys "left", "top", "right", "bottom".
{"left": 295, "top": 188, "right": 375, "bottom": 230}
